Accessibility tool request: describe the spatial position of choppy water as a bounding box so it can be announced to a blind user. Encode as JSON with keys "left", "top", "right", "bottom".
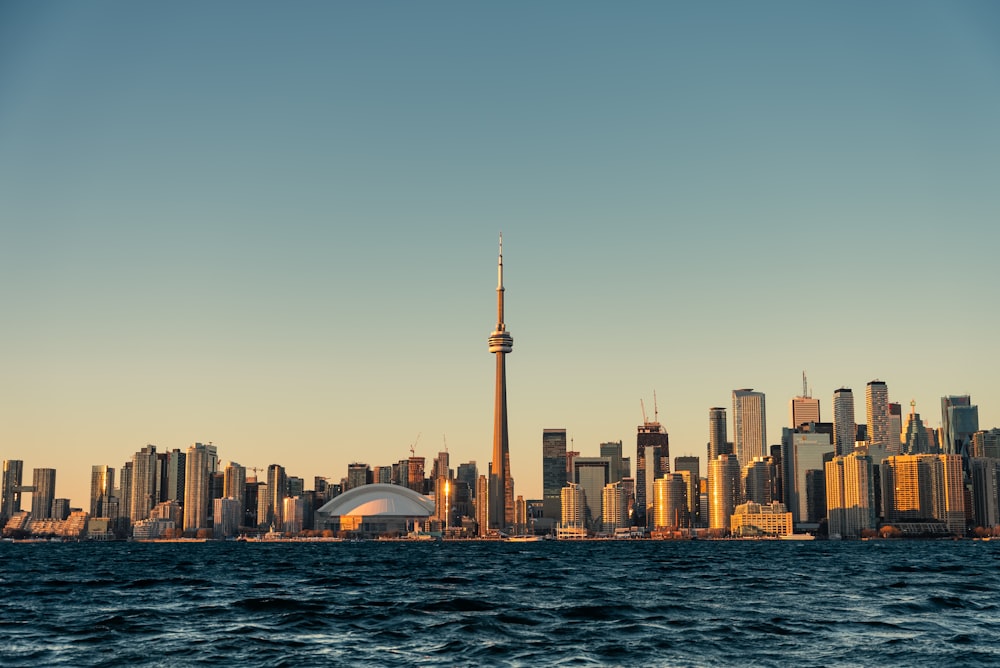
{"left": 1, "top": 540, "right": 998, "bottom": 666}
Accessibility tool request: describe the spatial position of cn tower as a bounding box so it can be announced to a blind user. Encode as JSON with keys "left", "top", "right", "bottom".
{"left": 488, "top": 234, "right": 514, "bottom": 532}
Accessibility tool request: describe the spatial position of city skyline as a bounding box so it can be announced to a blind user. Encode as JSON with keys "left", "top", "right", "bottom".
{"left": 2, "top": 3, "right": 999, "bottom": 508}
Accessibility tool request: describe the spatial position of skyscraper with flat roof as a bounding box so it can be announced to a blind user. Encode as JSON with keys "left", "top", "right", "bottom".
{"left": 488, "top": 236, "right": 514, "bottom": 532}
{"left": 1, "top": 460, "right": 24, "bottom": 522}
{"left": 941, "top": 395, "right": 979, "bottom": 458}
{"left": 31, "top": 468, "right": 56, "bottom": 520}
{"left": 825, "top": 451, "right": 875, "bottom": 538}
{"left": 866, "top": 380, "right": 890, "bottom": 449}
{"left": 733, "top": 389, "right": 766, "bottom": 469}
{"left": 542, "top": 429, "right": 567, "bottom": 521}
{"left": 833, "top": 388, "right": 856, "bottom": 457}
{"left": 184, "top": 443, "right": 213, "bottom": 532}
{"left": 130, "top": 445, "right": 158, "bottom": 524}
{"left": 574, "top": 457, "right": 610, "bottom": 531}
{"left": 635, "top": 420, "right": 669, "bottom": 527}
{"left": 708, "top": 454, "right": 741, "bottom": 532}
{"left": 90, "top": 465, "right": 115, "bottom": 518}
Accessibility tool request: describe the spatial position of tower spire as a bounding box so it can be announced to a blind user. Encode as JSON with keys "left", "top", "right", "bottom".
{"left": 496, "top": 233, "right": 505, "bottom": 331}
{"left": 488, "top": 235, "right": 514, "bottom": 534}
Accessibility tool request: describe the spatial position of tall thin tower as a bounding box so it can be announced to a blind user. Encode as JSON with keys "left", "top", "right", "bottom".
{"left": 488, "top": 235, "right": 514, "bottom": 531}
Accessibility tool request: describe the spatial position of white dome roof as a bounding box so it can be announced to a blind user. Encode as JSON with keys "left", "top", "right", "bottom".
{"left": 317, "top": 483, "right": 435, "bottom": 518}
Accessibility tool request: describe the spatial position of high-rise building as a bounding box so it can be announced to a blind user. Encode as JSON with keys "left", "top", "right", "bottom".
{"left": 31, "top": 468, "right": 56, "bottom": 520}
{"left": 733, "top": 389, "right": 766, "bottom": 469}
{"left": 635, "top": 419, "right": 669, "bottom": 527}
{"left": 165, "top": 448, "right": 186, "bottom": 503}
{"left": 542, "top": 429, "right": 567, "bottom": 521}
{"left": 674, "top": 457, "right": 700, "bottom": 526}
{"left": 476, "top": 474, "right": 489, "bottom": 537}
{"left": 601, "top": 482, "right": 628, "bottom": 533}
{"left": 708, "top": 407, "right": 730, "bottom": 462}
{"left": 781, "top": 428, "right": 834, "bottom": 526}
{"left": 347, "top": 463, "right": 372, "bottom": 490}
{"left": 488, "top": 235, "right": 515, "bottom": 532}
{"left": 266, "top": 464, "right": 287, "bottom": 529}
{"left": 560, "top": 483, "right": 585, "bottom": 529}
{"left": 406, "top": 457, "right": 425, "bottom": 494}
{"left": 2, "top": 460, "right": 24, "bottom": 522}
{"left": 652, "top": 473, "right": 688, "bottom": 530}
{"left": 213, "top": 498, "right": 242, "bottom": 538}
{"left": 224, "top": 462, "right": 246, "bottom": 508}
{"left": 968, "top": 458, "right": 1000, "bottom": 529}
{"left": 941, "top": 395, "right": 979, "bottom": 458}
{"left": 832, "top": 388, "right": 856, "bottom": 457}
{"left": 129, "top": 445, "right": 159, "bottom": 524}
{"left": 888, "top": 402, "right": 903, "bottom": 454}
{"left": 600, "top": 441, "right": 625, "bottom": 484}
{"left": 431, "top": 451, "right": 450, "bottom": 482}
{"left": 184, "top": 443, "right": 213, "bottom": 532}
{"left": 902, "top": 402, "right": 932, "bottom": 454}
{"left": 90, "top": 465, "right": 115, "bottom": 518}
{"left": 574, "top": 457, "right": 610, "bottom": 531}
{"left": 866, "top": 380, "right": 890, "bottom": 449}
{"left": 742, "top": 457, "right": 774, "bottom": 505}
{"left": 825, "top": 452, "right": 876, "bottom": 538}
{"left": 882, "top": 454, "right": 965, "bottom": 535}
{"left": 708, "top": 454, "right": 741, "bottom": 533}
{"left": 790, "top": 375, "right": 820, "bottom": 428}
{"left": 117, "top": 461, "right": 133, "bottom": 526}
{"left": 457, "top": 462, "right": 478, "bottom": 498}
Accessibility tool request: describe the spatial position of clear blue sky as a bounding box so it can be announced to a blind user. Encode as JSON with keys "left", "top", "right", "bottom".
{"left": 2, "top": 2, "right": 999, "bottom": 508}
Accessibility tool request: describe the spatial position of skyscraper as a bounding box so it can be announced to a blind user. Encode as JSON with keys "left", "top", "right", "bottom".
{"left": 941, "top": 395, "right": 979, "bottom": 458}
{"left": 790, "top": 374, "right": 820, "bottom": 428}
{"left": 488, "top": 235, "right": 514, "bottom": 532}
{"left": 635, "top": 419, "right": 669, "bottom": 527}
{"left": 542, "top": 429, "right": 567, "bottom": 521}
{"left": 708, "top": 407, "right": 730, "bottom": 462}
{"left": 832, "top": 388, "right": 856, "bottom": 457}
{"left": 708, "top": 454, "right": 741, "bottom": 532}
{"left": 129, "top": 445, "right": 159, "bottom": 524}
{"left": 184, "top": 443, "right": 212, "bottom": 532}
{"left": 866, "top": 380, "right": 890, "bottom": 449}
{"left": 90, "top": 465, "right": 115, "bottom": 518}
{"left": 1, "top": 460, "right": 24, "bottom": 522}
{"left": 825, "top": 451, "right": 875, "bottom": 538}
{"left": 31, "top": 468, "right": 56, "bottom": 520}
{"left": 733, "top": 389, "right": 767, "bottom": 469}
{"left": 574, "top": 457, "right": 610, "bottom": 531}
{"left": 600, "top": 440, "right": 625, "bottom": 484}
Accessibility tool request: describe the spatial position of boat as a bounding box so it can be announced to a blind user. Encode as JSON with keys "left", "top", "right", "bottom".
{"left": 506, "top": 535, "right": 544, "bottom": 542}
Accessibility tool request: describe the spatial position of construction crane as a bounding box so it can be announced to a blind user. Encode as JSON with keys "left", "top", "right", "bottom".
{"left": 409, "top": 432, "right": 421, "bottom": 458}
{"left": 640, "top": 399, "right": 648, "bottom": 424}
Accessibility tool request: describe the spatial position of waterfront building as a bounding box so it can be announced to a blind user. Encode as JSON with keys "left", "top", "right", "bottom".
{"left": 652, "top": 473, "right": 688, "bottom": 530}
{"left": 316, "top": 484, "right": 434, "bottom": 538}
{"left": 866, "top": 380, "right": 890, "bottom": 449}
{"left": 602, "top": 482, "right": 628, "bottom": 533}
{"left": 733, "top": 389, "right": 766, "bottom": 469}
{"left": 129, "top": 445, "right": 158, "bottom": 524}
{"left": 742, "top": 457, "right": 774, "bottom": 505}
{"left": 674, "top": 457, "right": 700, "bottom": 526}
{"left": 882, "top": 454, "right": 966, "bottom": 535}
{"left": 151, "top": 500, "right": 183, "bottom": 527}
{"left": 514, "top": 494, "right": 527, "bottom": 535}
{"left": 574, "top": 457, "right": 610, "bottom": 531}
{"left": 31, "top": 468, "right": 56, "bottom": 520}
{"left": 941, "top": 395, "right": 979, "bottom": 458}
{"left": 265, "top": 464, "right": 287, "bottom": 529}
{"left": 708, "top": 454, "right": 741, "bottom": 533}
{"left": 730, "top": 501, "right": 793, "bottom": 537}
{"left": 90, "top": 465, "right": 114, "bottom": 518}
{"left": 117, "top": 461, "right": 132, "bottom": 526}
{"left": 213, "top": 498, "right": 242, "bottom": 538}
{"left": 183, "top": 443, "right": 213, "bottom": 532}
{"left": 1, "top": 460, "right": 23, "bottom": 522}
{"left": 636, "top": 419, "right": 669, "bottom": 527}
{"left": 833, "top": 388, "right": 856, "bottom": 457}
{"left": 542, "top": 429, "right": 567, "bottom": 521}
{"left": 223, "top": 462, "right": 246, "bottom": 508}
{"left": 487, "top": 236, "right": 515, "bottom": 532}
{"left": 282, "top": 496, "right": 309, "bottom": 534}
{"left": 560, "top": 483, "right": 585, "bottom": 530}
{"left": 968, "top": 458, "right": 1000, "bottom": 529}
{"left": 51, "top": 498, "right": 69, "bottom": 520}
{"left": 825, "top": 452, "right": 876, "bottom": 538}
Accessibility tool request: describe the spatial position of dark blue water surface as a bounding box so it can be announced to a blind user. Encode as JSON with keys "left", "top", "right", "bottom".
{"left": 1, "top": 540, "right": 998, "bottom": 666}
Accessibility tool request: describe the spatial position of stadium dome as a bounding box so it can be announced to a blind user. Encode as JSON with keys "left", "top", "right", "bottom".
{"left": 314, "top": 484, "right": 435, "bottom": 537}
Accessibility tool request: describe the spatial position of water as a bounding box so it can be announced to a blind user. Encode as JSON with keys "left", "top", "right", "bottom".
{"left": 1, "top": 540, "right": 998, "bottom": 666}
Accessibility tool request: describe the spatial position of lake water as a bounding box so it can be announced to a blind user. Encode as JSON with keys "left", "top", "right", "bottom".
{"left": 1, "top": 540, "right": 998, "bottom": 666}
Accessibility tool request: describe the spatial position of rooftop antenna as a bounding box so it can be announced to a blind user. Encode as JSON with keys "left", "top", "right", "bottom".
{"left": 802, "top": 371, "right": 809, "bottom": 398}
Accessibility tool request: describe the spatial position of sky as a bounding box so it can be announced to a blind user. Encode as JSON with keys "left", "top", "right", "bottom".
{"left": 2, "top": 2, "right": 999, "bottom": 509}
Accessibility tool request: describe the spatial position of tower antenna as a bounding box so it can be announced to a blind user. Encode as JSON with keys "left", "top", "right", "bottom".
{"left": 802, "top": 371, "right": 808, "bottom": 398}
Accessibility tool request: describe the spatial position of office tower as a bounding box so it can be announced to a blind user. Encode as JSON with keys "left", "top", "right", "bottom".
{"left": 730, "top": 502, "right": 793, "bottom": 537}
{"left": 165, "top": 449, "right": 186, "bottom": 503}
{"left": 224, "top": 462, "right": 247, "bottom": 507}
{"left": 902, "top": 402, "right": 932, "bottom": 454}
{"left": 117, "top": 461, "right": 133, "bottom": 524}
{"left": 888, "top": 402, "right": 903, "bottom": 454}
{"left": 255, "top": 483, "right": 270, "bottom": 529}
{"left": 30, "top": 468, "right": 56, "bottom": 519}
{"left": 457, "top": 462, "right": 478, "bottom": 498}
{"left": 781, "top": 428, "right": 834, "bottom": 526}
{"left": 708, "top": 407, "right": 730, "bottom": 462}
{"left": 602, "top": 482, "right": 628, "bottom": 533}
{"left": 832, "top": 388, "right": 856, "bottom": 457}
{"left": 574, "top": 457, "right": 610, "bottom": 531}
{"left": 674, "top": 457, "right": 700, "bottom": 526}
{"left": 561, "top": 483, "right": 585, "bottom": 529}
{"left": 347, "top": 463, "right": 372, "bottom": 490}
{"left": 374, "top": 466, "right": 393, "bottom": 486}
{"left": 636, "top": 419, "right": 669, "bottom": 527}
{"left": 282, "top": 496, "right": 308, "bottom": 534}
{"left": 600, "top": 441, "right": 625, "bottom": 483}
{"left": 2, "top": 460, "right": 24, "bottom": 521}
{"left": 941, "top": 395, "right": 979, "bottom": 457}
{"left": 733, "top": 389, "right": 766, "bottom": 469}
{"left": 431, "top": 451, "right": 450, "bottom": 482}
{"left": 184, "top": 443, "right": 212, "bottom": 532}
{"left": 968, "top": 458, "right": 1000, "bottom": 528}
{"left": 866, "top": 380, "right": 890, "bottom": 449}
{"left": 476, "top": 474, "right": 489, "bottom": 536}
{"left": 488, "top": 235, "right": 515, "bottom": 532}
{"left": 708, "top": 455, "right": 741, "bottom": 532}
{"left": 825, "top": 452, "right": 875, "bottom": 538}
{"left": 435, "top": 477, "right": 456, "bottom": 528}
{"left": 742, "top": 457, "right": 774, "bottom": 505}
{"left": 542, "top": 429, "right": 567, "bottom": 521}
{"left": 129, "top": 445, "right": 159, "bottom": 523}
{"left": 407, "top": 457, "right": 426, "bottom": 494}
{"left": 805, "top": 468, "right": 827, "bottom": 524}
{"left": 90, "top": 465, "right": 115, "bottom": 518}
{"left": 790, "top": 374, "right": 819, "bottom": 428}
{"left": 652, "top": 473, "right": 688, "bottom": 530}
{"left": 243, "top": 480, "right": 260, "bottom": 527}
{"left": 267, "top": 464, "right": 287, "bottom": 528}
{"left": 971, "top": 429, "right": 1000, "bottom": 459}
